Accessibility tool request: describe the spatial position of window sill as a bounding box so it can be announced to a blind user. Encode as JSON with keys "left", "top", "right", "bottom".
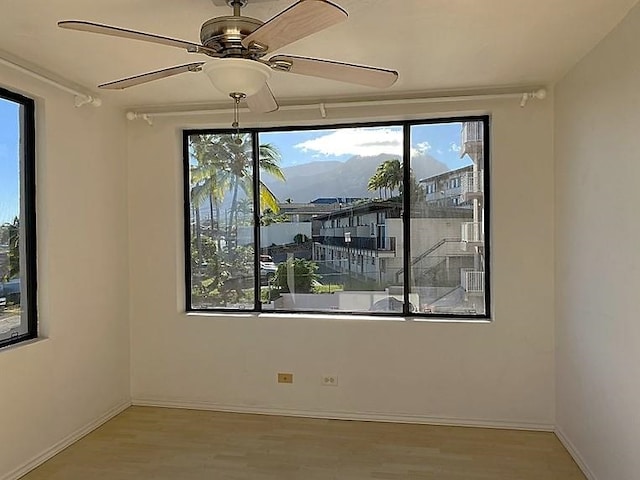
{"left": 0, "top": 336, "right": 49, "bottom": 354}
{"left": 186, "top": 311, "right": 491, "bottom": 323}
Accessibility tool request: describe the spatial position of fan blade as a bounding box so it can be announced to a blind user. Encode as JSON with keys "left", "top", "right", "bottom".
{"left": 58, "top": 21, "right": 219, "bottom": 55}
{"left": 98, "top": 63, "right": 205, "bottom": 90}
{"left": 246, "top": 83, "right": 279, "bottom": 113}
{"left": 241, "top": 0, "right": 347, "bottom": 53}
{"left": 269, "top": 55, "right": 398, "bottom": 88}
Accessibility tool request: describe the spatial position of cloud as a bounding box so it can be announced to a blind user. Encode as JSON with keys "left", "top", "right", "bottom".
{"left": 294, "top": 127, "right": 402, "bottom": 157}
{"left": 449, "top": 142, "right": 461, "bottom": 153}
{"left": 415, "top": 141, "right": 432, "bottom": 154}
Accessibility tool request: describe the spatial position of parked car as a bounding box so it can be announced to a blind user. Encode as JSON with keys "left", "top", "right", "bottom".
{"left": 260, "top": 255, "right": 277, "bottom": 282}
{"left": 0, "top": 278, "right": 20, "bottom": 305}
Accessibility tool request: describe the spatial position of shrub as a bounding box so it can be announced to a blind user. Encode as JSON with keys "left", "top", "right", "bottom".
{"left": 273, "top": 258, "right": 319, "bottom": 294}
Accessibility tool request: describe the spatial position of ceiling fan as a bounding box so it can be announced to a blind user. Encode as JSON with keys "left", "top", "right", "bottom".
{"left": 58, "top": 0, "right": 399, "bottom": 115}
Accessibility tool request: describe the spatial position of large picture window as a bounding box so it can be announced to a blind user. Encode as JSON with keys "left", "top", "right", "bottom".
{"left": 184, "top": 117, "right": 489, "bottom": 318}
{"left": 0, "top": 87, "right": 37, "bottom": 347}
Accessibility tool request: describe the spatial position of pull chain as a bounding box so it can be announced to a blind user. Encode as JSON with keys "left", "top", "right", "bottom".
{"left": 230, "top": 92, "right": 246, "bottom": 145}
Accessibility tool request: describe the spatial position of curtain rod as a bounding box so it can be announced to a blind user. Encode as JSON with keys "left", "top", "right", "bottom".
{"left": 126, "top": 88, "right": 547, "bottom": 125}
{"left": 0, "top": 55, "right": 102, "bottom": 107}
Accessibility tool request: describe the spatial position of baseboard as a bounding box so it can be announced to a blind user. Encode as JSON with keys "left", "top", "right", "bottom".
{"left": 132, "top": 397, "right": 554, "bottom": 432}
{"left": 554, "top": 427, "right": 597, "bottom": 480}
{"left": 1, "top": 399, "right": 131, "bottom": 480}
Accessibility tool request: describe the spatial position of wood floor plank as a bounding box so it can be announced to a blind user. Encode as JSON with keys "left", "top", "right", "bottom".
{"left": 21, "top": 406, "right": 586, "bottom": 479}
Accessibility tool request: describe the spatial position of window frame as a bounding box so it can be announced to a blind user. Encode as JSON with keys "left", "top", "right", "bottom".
{"left": 183, "top": 115, "right": 490, "bottom": 320}
{"left": 0, "top": 86, "right": 37, "bottom": 349}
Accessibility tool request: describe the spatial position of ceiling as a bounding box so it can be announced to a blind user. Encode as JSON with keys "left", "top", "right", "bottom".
{"left": 0, "top": 0, "right": 637, "bottom": 108}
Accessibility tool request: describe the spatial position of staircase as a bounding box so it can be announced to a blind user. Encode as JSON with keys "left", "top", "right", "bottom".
{"left": 396, "top": 238, "right": 465, "bottom": 282}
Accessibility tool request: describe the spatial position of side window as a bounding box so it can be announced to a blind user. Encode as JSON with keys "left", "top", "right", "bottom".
{"left": 0, "top": 87, "right": 37, "bottom": 348}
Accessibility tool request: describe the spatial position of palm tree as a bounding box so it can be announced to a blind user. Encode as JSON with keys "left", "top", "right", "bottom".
{"left": 368, "top": 158, "right": 403, "bottom": 199}
{"left": 217, "top": 135, "right": 283, "bottom": 247}
{"left": 190, "top": 134, "right": 230, "bottom": 260}
{"left": 367, "top": 165, "right": 385, "bottom": 198}
{"left": 382, "top": 159, "right": 403, "bottom": 197}
{"left": 189, "top": 133, "right": 285, "bottom": 249}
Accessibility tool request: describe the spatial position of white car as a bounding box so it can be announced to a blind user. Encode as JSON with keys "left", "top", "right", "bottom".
{"left": 260, "top": 255, "right": 277, "bottom": 280}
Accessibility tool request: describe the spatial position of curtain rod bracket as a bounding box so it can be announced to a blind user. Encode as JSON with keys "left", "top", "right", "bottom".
{"left": 74, "top": 95, "right": 102, "bottom": 108}
{"left": 126, "top": 111, "right": 153, "bottom": 126}
{"left": 520, "top": 88, "right": 547, "bottom": 108}
{"left": 319, "top": 103, "right": 327, "bottom": 118}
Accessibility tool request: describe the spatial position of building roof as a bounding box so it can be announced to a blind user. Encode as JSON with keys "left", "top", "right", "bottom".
{"left": 419, "top": 165, "right": 473, "bottom": 184}
{"left": 314, "top": 199, "right": 473, "bottom": 221}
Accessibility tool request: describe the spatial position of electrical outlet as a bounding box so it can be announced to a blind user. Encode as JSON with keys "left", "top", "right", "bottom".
{"left": 277, "top": 373, "right": 293, "bottom": 384}
{"left": 321, "top": 374, "right": 338, "bottom": 386}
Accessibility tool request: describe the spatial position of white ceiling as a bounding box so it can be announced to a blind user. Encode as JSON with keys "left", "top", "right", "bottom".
{"left": 0, "top": 0, "right": 636, "bottom": 108}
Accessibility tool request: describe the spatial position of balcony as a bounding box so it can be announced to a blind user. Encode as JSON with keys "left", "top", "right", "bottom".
{"left": 461, "top": 170, "right": 484, "bottom": 202}
{"left": 318, "top": 235, "right": 396, "bottom": 255}
{"left": 319, "top": 226, "right": 372, "bottom": 239}
{"left": 461, "top": 122, "right": 484, "bottom": 160}
{"left": 461, "top": 222, "right": 484, "bottom": 250}
{"left": 461, "top": 269, "right": 485, "bottom": 294}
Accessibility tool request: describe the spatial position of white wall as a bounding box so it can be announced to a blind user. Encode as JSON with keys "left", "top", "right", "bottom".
{"left": 128, "top": 98, "right": 555, "bottom": 429}
{"left": 554, "top": 4, "right": 640, "bottom": 479}
{"left": 0, "top": 67, "right": 130, "bottom": 478}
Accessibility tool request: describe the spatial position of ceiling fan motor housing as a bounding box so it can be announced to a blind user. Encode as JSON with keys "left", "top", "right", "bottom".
{"left": 200, "top": 16, "right": 264, "bottom": 57}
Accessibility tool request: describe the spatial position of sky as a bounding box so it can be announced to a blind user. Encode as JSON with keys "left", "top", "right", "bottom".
{"left": 260, "top": 122, "right": 473, "bottom": 170}
{"left": 0, "top": 98, "right": 20, "bottom": 225}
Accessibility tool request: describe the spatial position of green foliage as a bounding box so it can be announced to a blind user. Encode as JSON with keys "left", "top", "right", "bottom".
{"left": 189, "top": 133, "right": 285, "bottom": 219}
{"left": 190, "top": 236, "right": 255, "bottom": 306}
{"left": 293, "top": 233, "right": 309, "bottom": 244}
{"left": 367, "top": 159, "right": 402, "bottom": 199}
{"left": 261, "top": 286, "right": 281, "bottom": 303}
{"left": 312, "top": 283, "right": 344, "bottom": 294}
{"left": 273, "top": 258, "right": 319, "bottom": 294}
{"left": 188, "top": 133, "right": 286, "bottom": 306}
{"left": 368, "top": 159, "right": 427, "bottom": 204}
{"left": 406, "top": 172, "right": 427, "bottom": 204}
{"left": 260, "top": 208, "right": 288, "bottom": 226}
{"left": 1, "top": 217, "right": 20, "bottom": 281}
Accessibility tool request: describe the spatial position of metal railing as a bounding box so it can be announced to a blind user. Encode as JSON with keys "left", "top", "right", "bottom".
{"left": 462, "top": 122, "right": 484, "bottom": 145}
{"left": 461, "top": 222, "right": 483, "bottom": 244}
{"left": 318, "top": 236, "right": 396, "bottom": 252}
{"left": 396, "top": 238, "right": 461, "bottom": 277}
{"left": 461, "top": 269, "right": 485, "bottom": 293}
{"left": 461, "top": 171, "right": 484, "bottom": 196}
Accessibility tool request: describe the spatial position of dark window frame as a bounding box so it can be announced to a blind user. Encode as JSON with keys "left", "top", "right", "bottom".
{"left": 183, "top": 115, "right": 490, "bottom": 319}
{"left": 0, "top": 86, "right": 37, "bottom": 349}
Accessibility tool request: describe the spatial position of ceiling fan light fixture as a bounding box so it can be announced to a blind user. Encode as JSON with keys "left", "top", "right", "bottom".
{"left": 203, "top": 58, "right": 272, "bottom": 97}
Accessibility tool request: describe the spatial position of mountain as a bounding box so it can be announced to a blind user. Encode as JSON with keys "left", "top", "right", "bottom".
{"left": 262, "top": 153, "right": 449, "bottom": 204}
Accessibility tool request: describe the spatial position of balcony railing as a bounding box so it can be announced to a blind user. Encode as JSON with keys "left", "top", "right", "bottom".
{"left": 461, "top": 122, "right": 484, "bottom": 159}
{"left": 462, "top": 122, "right": 484, "bottom": 145}
{"left": 318, "top": 236, "right": 396, "bottom": 252}
{"left": 461, "top": 171, "right": 484, "bottom": 198}
{"left": 461, "top": 222, "right": 483, "bottom": 244}
{"left": 461, "top": 269, "right": 485, "bottom": 293}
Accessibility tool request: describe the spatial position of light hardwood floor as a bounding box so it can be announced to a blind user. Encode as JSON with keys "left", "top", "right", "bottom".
{"left": 22, "top": 407, "right": 585, "bottom": 479}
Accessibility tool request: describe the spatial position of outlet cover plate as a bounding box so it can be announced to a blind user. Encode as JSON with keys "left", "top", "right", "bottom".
{"left": 321, "top": 375, "right": 338, "bottom": 386}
